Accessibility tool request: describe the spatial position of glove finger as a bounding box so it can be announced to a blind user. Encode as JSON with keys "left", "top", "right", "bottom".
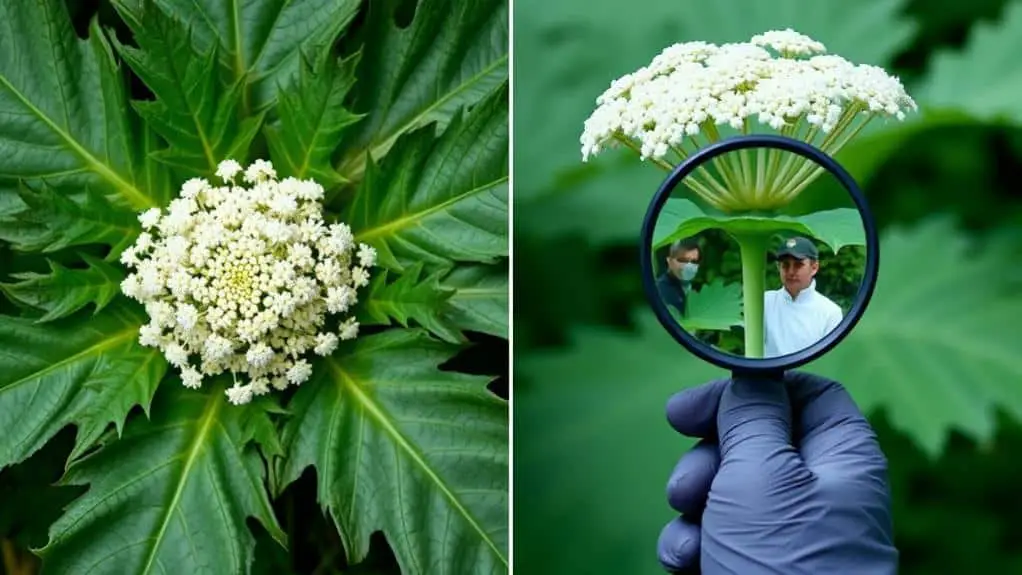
{"left": 785, "top": 371, "right": 887, "bottom": 477}
{"left": 666, "top": 378, "right": 730, "bottom": 439}
{"left": 716, "top": 377, "right": 802, "bottom": 473}
{"left": 657, "top": 516, "right": 701, "bottom": 572}
{"left": 667, "top": 439, "right": 720, "bottom": 516}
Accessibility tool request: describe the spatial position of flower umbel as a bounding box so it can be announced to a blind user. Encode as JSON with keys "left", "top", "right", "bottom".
{"left": 579, "top": 29, "right": 917, "bottom": 211}
{"left": 120, "top": 159, "right": 377, "bottom": 405}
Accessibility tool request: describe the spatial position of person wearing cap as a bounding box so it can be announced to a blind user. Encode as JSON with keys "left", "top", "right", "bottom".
{"left": 657, "top": 237, "right": 701, "bottom": 316}
{"left": 763, "top": 236, "right": 843, "bottom": 358}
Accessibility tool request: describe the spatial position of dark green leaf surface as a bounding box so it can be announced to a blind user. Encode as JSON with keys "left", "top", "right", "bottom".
{"left": 359, "top": 264, "right": 461, "bottom": 344}
{"left": 1, "top": 253, "right": 124, "bottom": 322}
{"left": 279, "top": 329, "right": 509, "bottom": 575}
{"left": 112, "top": 0, "right": 362, "bottom": 114}
{"left": 440, "top": 263, "right": 508, "bottom": 340}
{"left": 264, "top": 51, "right": 362, "bottom": 189}
{"left": 336, "top": 0, "right": 509, "bottom": 182}
{"left": 0, "top": 182, "right": 138, "bottom": 254}
{"left": 350, "top": 83, "right": 508, "bottom": 270}
{"left": 110, "top": 0, "right": 265, "bottom": 177}
{"left": 37, "top": 382, "right": 286, "bottom": 575}
{"left": 0, "top": 0, "right": 152, "bottom": 209}
{"left": 914, "top": 1, "right": 1022, "bottom": 122}
{"left": 0, "top": 303, "right": 166, "bottom": 470}
{"left": 653, "top": 198, "right": 866, "bottom": 253}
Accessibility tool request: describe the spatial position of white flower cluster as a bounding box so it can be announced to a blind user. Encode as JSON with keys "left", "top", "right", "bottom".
{"left": 120, "top": 159, "right": 377, "bottom": 405}
{"left": 580, "top": 28, "right": 917, "bottom": 162}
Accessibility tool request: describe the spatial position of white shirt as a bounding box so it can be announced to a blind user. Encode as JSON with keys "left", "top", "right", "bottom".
{"left": 763, "top": 279, "right": 843, "bottom": 358}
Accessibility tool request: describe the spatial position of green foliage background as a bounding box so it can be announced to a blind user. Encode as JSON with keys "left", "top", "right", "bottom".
{"left": 0, "top": 0, "right": 509, "bottom": 574}
{"left": 514, "top": 0, "right": 1022, "bottom": 573}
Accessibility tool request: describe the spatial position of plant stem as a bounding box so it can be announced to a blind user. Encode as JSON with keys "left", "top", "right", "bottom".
{"left": 733, "top": 231, "right": 771, "bottom": 358}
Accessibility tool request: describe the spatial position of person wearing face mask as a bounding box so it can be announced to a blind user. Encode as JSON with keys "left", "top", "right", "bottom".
{"left": 657, "top": 237, "right": 701, "bottom": 316}
{"left": 763, "top": 236, "right": 843, "bottom": 358}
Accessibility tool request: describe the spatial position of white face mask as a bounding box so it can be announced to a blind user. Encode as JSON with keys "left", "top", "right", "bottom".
{"left": 678, "top": 262, "right": 698, "bottom": 282}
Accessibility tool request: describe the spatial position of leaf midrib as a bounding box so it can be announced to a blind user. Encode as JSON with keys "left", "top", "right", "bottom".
{"left": 328, "top": 358, "right": 507, "bottom": 567}
{"left": 355, "top": 175, "right": 508, "bottom": 241}
{"left": 338, "top": 54, "right": 509, "bottom": 180}
{"left": 0, "top": 76, "right": 152, "bottom": 210}
{"left": 139, "top": 394, "right": 222, "bottom": 574}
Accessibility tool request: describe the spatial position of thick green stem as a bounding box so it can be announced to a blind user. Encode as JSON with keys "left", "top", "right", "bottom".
{"left": 733, "top": 232, "right": 771, "bottom": 358}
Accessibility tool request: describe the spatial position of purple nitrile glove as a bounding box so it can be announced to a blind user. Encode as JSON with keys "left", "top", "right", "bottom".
{"left": 656, "top": 372, "right": 898, "bottom": 575}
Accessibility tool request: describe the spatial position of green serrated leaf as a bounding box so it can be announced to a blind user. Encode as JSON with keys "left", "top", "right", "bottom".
{"left": 264, "top": 50, "right": 362, "bottom": 189}
{"left": 350, "top": 83, "right": 508, "bottom": 270}
{"left": 915, "top": 1, "right": 1022, "bottom": 123}
{"left": 653, "top": 198, "right": 866, "bottom": 253}
{"left": 279, "top": 329, "right": 509, "bottom": 575}
{"left": 0, "top": 181, "right": 138, "bottom": 254}
{"left": 1, "top": 253, "right": 124, "bottom": 322}
{"left": 0, "top": 0, "right": 154, "bottom": 209}
{"left": 440, "top": 263, "right": 508, "bottom": 340}
{"left": 112, "top": 0, "right": 362, "bottom": 114}
{"left": 109, "top": 0, "right": 266, "bottom": 177}
{"left": 808, "top": 217, "right": 1022, "bottom": 455}
{"left": 37, "top": 381, "right": 286, "bottom": 575}
{"left": 359, "top": 264, "right": 462, "bottom": 344}
{"left": 335, "top": 0, "right": 509, "bottom": 182}
{"left": 678, "top": 277, "right": 744, "bottom": 332}
{"left": 0, "top": 303, "right": 166, "bottom": 470}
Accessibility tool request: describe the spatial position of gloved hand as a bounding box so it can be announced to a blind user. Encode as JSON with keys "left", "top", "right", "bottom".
{"left": 656, "top": 372, "right": 898, "bottom": 574}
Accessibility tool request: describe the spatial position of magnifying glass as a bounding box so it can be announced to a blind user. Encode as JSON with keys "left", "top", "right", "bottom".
{"left": 639, "top": 134, "right": 879, "bottom": 378}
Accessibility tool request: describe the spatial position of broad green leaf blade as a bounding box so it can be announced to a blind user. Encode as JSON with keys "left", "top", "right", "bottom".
{"left": 0, "top": 1, "right": 152, "bottom": 209}
{"left": 279, "top": 329, "right": 509, "bottom": 575}
{"left": 349, "top": 83, "right": 509, "bottom": 270}
{"left": 264, "top": 51, "right": 362, "bottom": 189}
{"left": 110, "top": 1, "right": 264, "bottom": 177}
{"left": 359, "top": 264, "right": 462, "bottom": 344}
{"left": 0, "top": 181, "right": 138, "bottom": 254}
{"left": 915, "top": 1, "right": 1022, "bottom": 123}
{"left": 440, "top": 263, "right": 508, "bottom": 340}
{"left": 653, "top": 198, "right": 865, "bottom": 253}
{"left": 514, "top": 315, "right": 724, "bottom": 574}
{"left": 37, "top": 382, "right": 286, "bottom": 575}
{"left": 513, "top": 0, "right": 914, "bottom": 245}
{"left": 0, "top": 303, "right": 166, "bottom": 470}
{"left": 335, "top": 0, "right": 509, "bottom": 182}
{"left": 0, "top": 253, "right": 124, "bottom": 322}
{"left": 678, "top": 278, "right": 743, "bottom": 332}
{"left": 809, "top": 217, "right": 1022, "bottom": 455}
{"left": 112, "top": 0, "right": 362, "bottom": 114}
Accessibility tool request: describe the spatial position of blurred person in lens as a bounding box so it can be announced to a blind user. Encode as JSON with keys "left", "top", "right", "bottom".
{"left": 763, "top": 236, "right": 843, "bottom": 357}
{"left": 657, "top": 237, "right": 701, "bottom": 316}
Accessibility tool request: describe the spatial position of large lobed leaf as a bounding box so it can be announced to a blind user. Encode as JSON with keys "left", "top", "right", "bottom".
{"left": 264, "top": 51, "right": 362, "bottom": 190}
{"left": 0, "top": 0, "right": 154, "bottom": 210}
{"left": 0, "top": 181, "right": 138, "bottom": 255}
{"left": 110, "top": 0, "right": 265, "bottom": 178}
{"left": 652, "top": 198, "right": 866, "bottom": 253}
{"left": 279, "top": 329, "right": 509, "bottom": 575}
{"left": 349, "top": 82, "right": 508, "bottom": 271}
{"left": 0, "top": 303, "right": 166, "bottom": 470}
{"left": 335, "top": 0, "right": 509, "bottom": 182}
{"left": 0, "top": 252, "right": 124, "bottom": 322}
{"left": 112, "top": 0, "right": 362, "bottom": 115}
{"left": 37, "top": 381, "right": 286, "bottom": 575}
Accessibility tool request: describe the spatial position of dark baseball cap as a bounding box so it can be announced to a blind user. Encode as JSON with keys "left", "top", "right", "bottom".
{"left": 774, "top": 236, "right": 818, "bottom": 260}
